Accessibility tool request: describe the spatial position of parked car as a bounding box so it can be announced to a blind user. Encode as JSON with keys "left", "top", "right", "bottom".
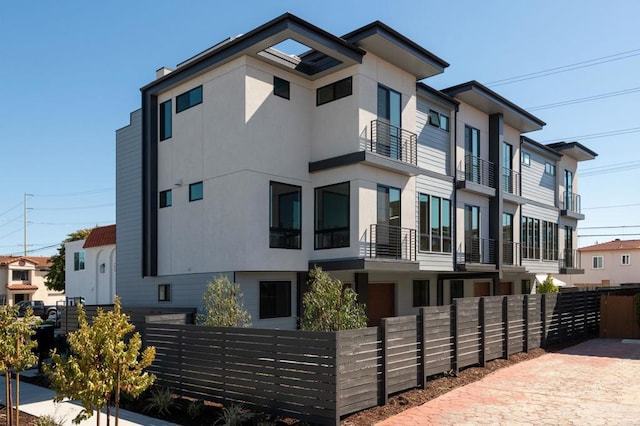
{"left": 15, "top": 300, "right": 58, "bottom": 320}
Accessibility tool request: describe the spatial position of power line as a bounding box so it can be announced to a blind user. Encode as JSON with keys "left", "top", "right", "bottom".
{"left": 0, "top": 201, "right": 23, "bottom": 218}
{"left": 527, "top": 87, "right": 640, "bottom": 111}
{"left": 34, "top": 188, "right": 114, "bottom": 197}
{"left": 579, "top": 233, "right": 640, "bottom": 237}
{"left": 541, "top": 126, "right": 640, "bottom": 143}
{"left": 581, "top": 162, "right": 640, "bottom": 177}
{"left": 487, "top": 48, "right": 640, "bottom": 87}
{"left": 33, "top": 202, "right": 115, "bottom": 211}
{"left": 0, "top": 213, "right": 24, "bottom": 229}
{"left": 580, "top": 225, "right": 640, "bottom": 229}
{"left": 583, "top": 202, "right": 640, "bottom": 210}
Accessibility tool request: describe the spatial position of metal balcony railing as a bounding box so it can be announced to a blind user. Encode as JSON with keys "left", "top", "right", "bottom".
{"left": 560, "top": 249, "right": 581, "bottom": 269}
{"left": 368, "top": 224, "right": 416, "bottom": 261}
{"left": 369, "top": 120, "right": 417, "bottom": 165}
{"left": 502, "top": 168, "right": 521, "bottom": 196}
{"left": 459, "top": 155, "right": 496, "bottom": 188}
{"left": 462, "top": 236, "right": 496, "bottom": 264}
{"left": 503, "top": 241, "right": 521, "bottom": 266}
{"left": 560, "top": 192, "right": 581, "bottom": 213}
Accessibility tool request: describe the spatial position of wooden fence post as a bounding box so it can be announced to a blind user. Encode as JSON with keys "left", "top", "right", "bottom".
{"left": 334, "top": 331, "right": 340, "bottom": 425}
{"left": 503, "top": 296, "right": 509, "bottom": 359}
{"left": 479, "top": 298, "right": 486, "bottom": 367}
{"left": 420, "top": 308, "right": 427, "bottom": 389}
{"left": 452, "top": 301, "right": 459, "bottom": 375}
{"left": 571, "top": 293, "right": 576, "bottom": 339}
{"left": 380, "top": 319, "right": 389, "bottom": 405}
{"left": 541, "top": 294, "right": 547, "bottom": 348}
{"left": 524, "top": 295, "right": 529, "bottom": 353}
{"left": 583, "top": 291, "right": 588, "bottom": 339}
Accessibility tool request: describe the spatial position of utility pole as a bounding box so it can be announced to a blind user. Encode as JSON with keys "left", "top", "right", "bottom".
{"left": 24, "top": 193, "right": 33, "bottom": 256}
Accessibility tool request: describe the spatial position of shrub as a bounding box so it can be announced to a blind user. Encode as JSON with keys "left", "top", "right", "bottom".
{"left": 536, "top": 274, "right": 559, "bottom": 294}
{"left": 214, "top": 403, "right": 253, "bottom": 426}
{"left": 197, "top": 276, "right": 252, "bottom": 327}
{"left": 300, "top": 267, "right": 367, "bottom": 331}
{"left": 143, "top": 387, "right": 175, "bottom": 417}
{"left": 185, "top": 399, "right": 205, "bottom": 420}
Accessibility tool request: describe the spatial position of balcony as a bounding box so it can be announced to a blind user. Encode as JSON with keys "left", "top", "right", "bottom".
{"left": 560, "top": 192, "right": 584, "bottom": 220}
{"left": 503, "top": 241, "right": 522, "bottom": 267}
{"left": 456, "top": 155, "right": 496, "bottom": 197}
{"left": 502, "top": 168, "right": 524, "bottom": 204}
{"left": 457, "top": 236, "right": 496, "bottom": 271}
{"left": 367, "top": 224, "right": 416, "bottom": 262}
{"left": 559, "top": 249, "right": 583, "bottom": 274}
{"left": 369, "top": 120, "right": 417, "bottom": 166}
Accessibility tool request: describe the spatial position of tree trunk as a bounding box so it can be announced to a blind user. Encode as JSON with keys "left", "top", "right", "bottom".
{"left": 6, "top": 372, "right": 13, "bottom": 426}
{"left": 115, "top": 371, "right": 120, "bottom": 426}
{"left": 15, "top": 373, "right": 19, "bottom": 426}
{"left": 4, "top": 371, "right": 9, "bottom": 426}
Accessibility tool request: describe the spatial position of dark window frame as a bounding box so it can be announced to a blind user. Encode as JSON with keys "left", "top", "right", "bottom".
{"left": 418, "top": 193, "right": 429, "bottom": 252}
{"left": 159, "top": 189, "right": 172, "bottom": 208}
{"left": 273, "top": 76, "right": 290, "bottom": 100}
{"left": 316, "top": 77, "right": 352, "bottom": 106}
{"left": 545, "top": 161, "right": 556, "bottom": 176}
{"left": 189, "top": 181, "right": 203, "bottom": 202}
{"left": 450, "top": 280, "right": 464, "bottom": 303}
{"left": 73, "top": 251, "right": 85, "bottom": 271}
{"left": 269, "top": 181, "right": 301, "bottom": 249}
{"left": 259, "top": 281, "right": 292, "bottom": 319}
{"left": 158, "top": 284, "right": 171, "bottom": 302}
{"left": 413, "top": 280, "right": 429, "bottom": 307}
{"left": 176, "top": 85, "right": 203, "bottom": 113}
{"left": 12, "top": 270, "right": 29, "bottom": 281}
{"left": 314, "top": 182, "right": 350, "bottom": 250}
{"left": 428, "top": 109, "right": 450, "bottom": 132}
{"left": 159, "top": 100, "right": 172, "bottom": 141}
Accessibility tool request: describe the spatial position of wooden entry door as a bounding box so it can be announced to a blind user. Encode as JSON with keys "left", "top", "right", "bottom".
{"left": 498, "top": 282, "right": 513, "bottom": 295}
{"left": 474, "top": 281, "right": 491, "bottom": 297}
{"left": 367, "top": 283, "right": 395, "bottom": 326}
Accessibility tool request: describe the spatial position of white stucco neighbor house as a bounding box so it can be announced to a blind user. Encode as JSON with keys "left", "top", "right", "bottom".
{"left": 115, "top": 14, "right": 597, "bottom": 329}
{"left": 65, "top": 225, "right": 116, "bottom": 305}
{"left": 0, "top": 255, "right": 64, "bottom": 306}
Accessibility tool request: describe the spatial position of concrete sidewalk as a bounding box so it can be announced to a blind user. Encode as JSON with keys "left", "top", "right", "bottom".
{"left": 378, "top": 338, "right": 640, "bottom": 425}
{"left": 0, "top": 370, "right": 175, "bottom": 426}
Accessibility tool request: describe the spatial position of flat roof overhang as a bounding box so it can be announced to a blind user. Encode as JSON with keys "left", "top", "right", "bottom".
{"left": 547, "top": 141, "right": 598, "bottom": 162}
{"left": 443, "top": 81, "right": 546, "bottom": 133}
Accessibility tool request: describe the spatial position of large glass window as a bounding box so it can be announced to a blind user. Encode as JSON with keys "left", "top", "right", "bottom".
{"left": 465, "top": 205, "right": 480, "bottom": 261}
{"left": 176, "top": 86, "right": 203, "bottom": 113}
{"left": 159, "top": 189, "right": 172, "bottom": 208}
{"left": 316, "top": 77, "right": 352, "bottom": 106}
{"left": 442, "top": 199, "right": 451, "bottom": 253}
{"left": 259, "top": 281, "right": 291, "bottom": 319}
{"left": 159, "top": 100, "right": 172, "bottom": 141}
{"left": 413, "top": 280, "right": 429, "bottom": 307}
{"left": 377, "top": 185, "right": 401, "bottom": 258}
{"left": 189, "top": 182, "right": 203, "bottom": 202}
{"left": 503, "top": 213, "right": 513, "bottom": 264}
{"left": 377, "top": 85, "right": 402, "bottom": 160}
{"left": 418, "top": 194, "right": 451, "bottom": 253}
{"left": 419, "top": 194, "right": 429, "bottom": 251}
{"left": 315, "top": 182, "right": 349, "bottom": 249}
{"left": 74, "top": 252, "right": 85, "bottom": 271}
{"left": 12, "top": 270, "right": 29, "bottom": 281}
{"left": 464, "top": 126, "right": 481, "bottom": 183}
{"left": 542, "top": 221, "right": 558, "bottom": 260}
{"left": 269, "top": 182, "right": 301, "bottom": 249}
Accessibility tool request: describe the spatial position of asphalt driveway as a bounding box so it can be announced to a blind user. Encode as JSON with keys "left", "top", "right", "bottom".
{"left": 378, "top": 338, "right": 640, "bottom": 425}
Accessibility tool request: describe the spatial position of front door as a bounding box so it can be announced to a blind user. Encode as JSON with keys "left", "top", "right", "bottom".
{"left": 367, "top": 283, "right": 395, "bottom": 326}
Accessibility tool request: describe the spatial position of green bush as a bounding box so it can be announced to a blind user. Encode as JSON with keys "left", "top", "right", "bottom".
{"left": 197, "top": 276, "right": 252, "bottom": 327}
{"left": 143, "top": 386, "right": 175, "bottom": 417}
{"left": 214, "top": 403, "right": 254, "bottom": 426}
{"left": 536, "top": 274, "right": 559, "bottom": 294}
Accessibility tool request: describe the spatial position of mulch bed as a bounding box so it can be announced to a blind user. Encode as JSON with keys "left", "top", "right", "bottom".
{"left": 0, "top": 406, "right": 39, "bottom": 426}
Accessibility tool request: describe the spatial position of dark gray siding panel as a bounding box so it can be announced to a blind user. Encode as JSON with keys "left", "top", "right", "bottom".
{"left": 416, "top": 98, "right": 451, "bottom": 176}
{"left": 521, "top": 149, "right": 555, "bottom": 206}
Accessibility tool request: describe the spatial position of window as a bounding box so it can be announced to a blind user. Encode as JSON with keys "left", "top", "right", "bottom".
{"left": 12, "top": 270, "right": 29, "bottom": 281}
{"left": 158, "top": 284, "right": 171, "bottom": 302}
{"left": 259, "top": 281, "right": 291, "bottom": 319}
{"left": 592, "top": 256, "right": 604, "bottom": 269}
{"left": 189, "top": 182, "right": 203, "bottom": 201}
{"left": 418, "top": 193, "right": 452, "bottom": 253}
{"left": 503, "top": 213, "right": 514, "bottom": 264}
{"left": 99, "top": 263, "right": 106, "bottom": 273}
{"left": 542, "top": 221, "right": 558, "bottom": 260}
{"left": 273, "top": 76, "right": 290, "bottom": 100}
{"left": 521, "top": 151, "right": 530, "bottom": 166}
{"left": 521, "top": 279, "right": 531, "bottom": 295}
{"left": 622, "top": 254, "right": 630, "bottom": 265}
{"left": 159, "top": 189, "right": 172, "bottom": 208}
{"left": 428, "top": 109, "right": 449, "bottom": 131}
{"left": 74, "top": 252, "right": 85, "bottom": 271}
{"left": 315, "top": 182, "right": 350, "bottom": 249}
{"left": 316, "top": 77, "right": 352, "bottom": 106}
{"left": 464, "top": 126, "right": 481, "bottom": 183}
{"left": 176, "top": 85, "right": 203, "bottom": 113}
{"left": 522, "top": 216, "right": 541, "bottom": 260}
{"left": 545, "top": 162, "right": 556, "bottom": 176}
{"left": 450, "top": 280, "right": 464, "bottom": 303}
{"left": 159, "top": 100, "right": 172, "bottom": 140}
{"left": 413, "top": 280, "right": 429, "bottom": 307}
{"left": 270, "top": 182, "right": 301, "bottom": 249}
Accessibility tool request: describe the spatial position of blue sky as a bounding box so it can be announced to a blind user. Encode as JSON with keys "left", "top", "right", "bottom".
{"left": 1, "top": 0, "right": 639, "bottom": 255}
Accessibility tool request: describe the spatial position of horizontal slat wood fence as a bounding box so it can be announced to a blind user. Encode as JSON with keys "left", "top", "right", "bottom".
{"left": 61, "top": 287, "right": 638, "bottom": 425}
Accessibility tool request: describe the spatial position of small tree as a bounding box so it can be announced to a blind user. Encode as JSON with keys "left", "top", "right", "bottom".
{"left": 46, "top": 297, "right": 156, "bottom": 426}
{"left": 300, "top": 267, "right": 367, "bottom": 331}
{"left": 45, "top": 228, "right": 93, "bottom": 291}
{"left": 197, "top": 276, "right": 251, "bottom": 327}
{"left": 0, "top": 305, "right": 40, "bottom": 426}
{"left": 537, "top": 274, "right": 559, "bottom": 294}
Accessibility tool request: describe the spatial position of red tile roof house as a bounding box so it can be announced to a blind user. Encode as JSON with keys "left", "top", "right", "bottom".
{"left": 559, "top": 239, "right": 640, "bottom": 287}
{"left": 0, "top": 255, "right": 63, "bottom": 306}
{"left": 65, "top": 225, "right": 116, "bottom": 305}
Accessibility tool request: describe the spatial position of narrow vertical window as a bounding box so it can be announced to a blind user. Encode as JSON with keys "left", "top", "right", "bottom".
{"left": 431, "top": 196, "right": 441, "bottom": 252}
{"left": 413, "top": 280, "right": 429, "bottom": 307}
{"left": 159, "top": 189, "right": 172, "bottom": 208}
{"left": 270, "top": 181, "right": 301, "bottom": 249}
{"left": 419, "top": 194, "right": 429, "bottom": 251}
{"left": 158, "top": 284, "right": 171, "bottom": 301}
{"left": 159, "top": 100, "right": 172, "bottom": 140}
{"left": 273, "top": 76, "right": 290, "bottom": 100}
{"left": 314, "top": 182, "right": 350, "bottom": 249}
{"left": 442, "top": 199, "right": 451, "bottom": 253}
{"left": 189, "top": 182, "right": 203, "bottom": 201}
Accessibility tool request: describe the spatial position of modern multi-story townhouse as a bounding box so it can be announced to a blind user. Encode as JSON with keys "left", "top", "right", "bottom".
{"left": 116, "top": 13, "right": 596, "bottom": 328}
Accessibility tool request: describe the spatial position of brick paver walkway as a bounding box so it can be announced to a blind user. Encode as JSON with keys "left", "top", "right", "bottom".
{"left": 377, "top": 339, "right": 640, "bottom": 425}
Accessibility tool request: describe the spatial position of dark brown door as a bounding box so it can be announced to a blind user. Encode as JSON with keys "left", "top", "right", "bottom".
{"left": 498, "top": 282, "right": 513, "bottom": 295}
{"left": 474, "top": 281, "right": 491, "bottom": 297}
{"left": 367, "top": 283, "right": 395, "bottom": 326}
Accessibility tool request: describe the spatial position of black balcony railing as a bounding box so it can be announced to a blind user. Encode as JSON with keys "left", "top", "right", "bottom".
{"left": 502, "top": 168, "right": 521, "bottom": 196}
{"left": 368, "top": 224, "right": 416, "bottom": 261}
{"left": 463, "top": 236, "right": 496, "bottom": 264}
{"left": 503, "top": 241, "right": 521, "bottom": 266}
{"left": 560, "top": 249, "right": 581, "bottom": 269}
{"left": 459, "top": 155, "right": 495, "bottom": 188}
{"left": 370, "top": 120, "right": 417, "bottom": 165}
{"left": 561, "top": 192, "right": 581, "bottom": 213}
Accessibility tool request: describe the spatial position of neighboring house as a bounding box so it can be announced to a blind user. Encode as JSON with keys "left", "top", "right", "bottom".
{"left": 0, "top": 256, "right": 63, "bottom": 306}
{"left": 559, "top": 239, "right": 640, "bottom": 287}
{"left": 65, "top": 225, "right": 116, "bottom": 305}
{"left": 115, "top": 13, "right": 596, "bottom": 329}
